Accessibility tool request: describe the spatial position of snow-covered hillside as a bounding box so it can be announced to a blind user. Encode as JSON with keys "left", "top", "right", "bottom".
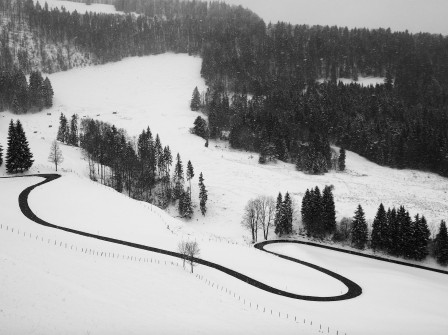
{"left": 33, "top": 0, "right": 123, "bottom": 15}
{"left": 1, "top": 53, "right": 448, "bottom": 334}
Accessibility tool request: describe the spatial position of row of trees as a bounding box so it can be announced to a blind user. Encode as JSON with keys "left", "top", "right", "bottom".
{"left": 241, "top": 192, "right": 293, "bottom": 243}
{"left": 57, "top": 113, "right": 79, "bottom": 146}
{"left": 301, "top": 186, "right": 336, "bottom": 238}
{"left": 3, "top": 119, "right": 34, "bottom": 173}
{"left": 77, "top": 117, "right": 207, "bottom": 218}
{"left": 0, "top": 68, "right": 53, "bottom": 113}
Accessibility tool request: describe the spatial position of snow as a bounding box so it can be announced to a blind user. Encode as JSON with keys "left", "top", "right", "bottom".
{"left": 33, "top": 0, "right": 124, "bottom": 15}
{"left": 1, "top": 53, "right": 448, "bottom": 334}
{"left": 318, "top": 77, "right": 386, "bottom": 87}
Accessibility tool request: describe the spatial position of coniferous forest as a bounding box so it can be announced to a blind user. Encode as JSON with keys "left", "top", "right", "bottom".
{"left": 1, "top": 0, "right": 448, "bottom": 176}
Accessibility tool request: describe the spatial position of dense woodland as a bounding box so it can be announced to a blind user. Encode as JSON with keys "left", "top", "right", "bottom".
{"left": 1, "top": 0, "right": 447, "bottom": 176}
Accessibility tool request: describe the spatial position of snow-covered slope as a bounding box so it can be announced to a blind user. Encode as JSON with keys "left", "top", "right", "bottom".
{"left": 1, "top": 53, "right": 448, "bottom": 334}
{"left": 1, "top": 53, "right": 447, "bottom": 239}
{"left": 33, "top": 0, "right": 123, "bottom": 15}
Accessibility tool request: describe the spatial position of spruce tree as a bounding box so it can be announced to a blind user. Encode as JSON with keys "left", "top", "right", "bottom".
{"left": 276, "top": 192, "right": 283, "bottom": 229}
{"left": 42, "top": 77, "right": 54, "bottom": 108}
{"left": 198, "top": 172, "right": 208, "bottom": 216}
{"left": 301, "top": 189, "right": 310, "bottom": 234}
{"left": 276, "top": 192, "right": 292, "bottom": 236}
{"left": 57, "top": 113, "right": 69, "bottom": 143}
{"left": 310, "top": 186, "right": 324, "bottom": 237}
{"left": 351, "top": 205, "right": 368, "bottom": 249}
{"left": 434, "top": 220, "right": 448, "bottom": 266}
{"left": 322, "top": 186, "right": 336, "bottom": 235}
{"left": 173, "top": 153, "right": 184, "bottom": 200}
{"left": 338, "top": 148, "right": 346, "bottom": 171}
{"left": 5, "top": 120, "right": 18, "bottom": 173}
{"left": 371, "top": 203, "right": 387, "bottom": 251}
{"left": 412, "top": 215, "right": 430, "bottom": 261}
{"left": 397, "top": 206, "right": 412, "bottom": 258}
{"left": 387, "top": 207, "right": 400, "bottom": 255}
{"left": 186, "top": 160, "right": 194, "bottom": 200}
{"left": 0, "top": 143, "right": 3, "bottom": 166}
{"left": 15, "top": 120, "right": 34, "bottom": 172}
{"left": 69, "top": 114, "right": 79, "bottom": 146}
{"left": 190, "top": 86, "right": 201, "bottom": 111}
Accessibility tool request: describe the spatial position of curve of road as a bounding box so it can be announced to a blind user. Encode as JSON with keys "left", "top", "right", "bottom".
{"left": 3, "top": 173, "right": 363, "bottom": 302}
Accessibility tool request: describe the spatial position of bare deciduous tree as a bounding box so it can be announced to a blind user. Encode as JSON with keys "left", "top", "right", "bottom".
{"left": 178, "top": 240, "right": 200, "bottom": 273}
{"left": 242, "top": 199, "right": 261, "bottom": 243}
{"left": 258, "top": 195, "right": 276, "bottom": 240}
{"left": 48, "top": 140, "right": 64, "bottom": 171}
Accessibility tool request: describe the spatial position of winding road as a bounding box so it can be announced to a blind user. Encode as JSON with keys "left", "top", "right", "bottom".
{"left": 5, "top": 173, "right": 446, "bottom": 303}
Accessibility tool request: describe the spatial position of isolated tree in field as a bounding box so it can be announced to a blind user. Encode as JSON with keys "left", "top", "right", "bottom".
{"left": 48, "top": 140, "right": 64, "bottom": 171}
{"left": 338, "top": 148, "right": 346, "bottom": 171}
{"left": 190, "top": 86, "right": 201, "bottom": 111}
{"left": 351, "top": 205, "right": 368, "bottom": 249}
{"left": 242, "top": 199, "right": 260, "bottom": 243}
{"left": 57, "top": 113, "right": 69, "bottom": 143}
{"left": 371, "top": 203, "right": 387, "bottom": 251}
{"left": 434, "top": 220, "right": 448, "bottom": 266}
{"left": 186, "top": 160, "right": 194, "bottom": 200}
{"left": 198, "top": 172, "right": 208, "bottom": 216}
{"left": 185, "top": 241, "right": 200, "bottom": 273}
{"left": 6, "top": 119, "right": 33, "bottom": 174}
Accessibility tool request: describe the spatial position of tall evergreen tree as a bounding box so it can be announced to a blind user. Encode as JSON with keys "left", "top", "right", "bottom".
{"left": 5, "top": 120, "right": 17, "bottom": 173}
{"left": 275, "top": 192, "right": 283, "bottom": 229}
{"left": 276, "top": 192, "right": 293, "bottom": 236}
{"left": 0, "top": 143, "right": 3, "bottom": 166}
{"left": 371, "top": 203, "right": 387, "bottom": 251}
{"left": 69, "top": 114, "right": 79, "bottom": 146}
{"left": 198, "top": 172, "right": 208, "bottom": 216}
{"left": 301, "top": 189, "right": 310, "bottom": 233}
{"left": 434, "top": 220, "right": 448, "bottom": 266}
{"left": 397, "top": 206, "right": 412, "bottom": 258}
{"left": 387, "top": 207, "right": 400, "bottom": 255}
{"left": 190, "top": 86, "right": 201, "bottom": 111}
{"left": 322, "top": 186, "right": 336, "bottom": 235}
{"left": 15, "top": 120, "right": 34, "bottom": 172}
{"left": 412, "top": 215, "right": 430, "bottom": 261}
{"left": 42, "top": 77, "right": 54, "bottom": 108}
{"left": 186, "top": 160, "right": 194, "bottom": 200}
{"left": 57, "top": 113, "right": 69, "bottom": 143}
{"left": 338, "top": 148, "right": 346, "bottom": 171}
{"left": 173, "top": 153, "right": 184, "bottom": 200}
{"left": 351, "top": 205, "right": 368, "bottom": 249}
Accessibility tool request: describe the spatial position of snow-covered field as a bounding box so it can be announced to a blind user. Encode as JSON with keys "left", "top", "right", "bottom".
{"left": 1, "top": 53, "right": 448, "bottom": 334}
{"left": 33, "top": 0, "right": 123, "bottom": 15}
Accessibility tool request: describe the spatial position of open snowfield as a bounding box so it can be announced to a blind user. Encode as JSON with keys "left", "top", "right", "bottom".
{"left": 1, "top": 53, "right": 448, "bottom": 334}
{"left": 33, "top": 0, "right": 123, "bottom": 15}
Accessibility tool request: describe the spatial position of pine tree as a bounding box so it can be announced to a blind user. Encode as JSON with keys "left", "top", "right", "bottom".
{"left": 179, "top": 191, "right": 193, "bottom": 219}
{"left": 198, "top": 172, "right": 208, "bottom": 216}
{"left": 412, "top": 215, "right": 430, "bottom": 261}
{"left": 190, "top": 86, "right": 201, "bottom": 111}
{"left": 186, "top": 160, "right": 194, "bottom": 200}
{"left": 0, "top": 143, "right": 3, "bottom": 166}
{"left": 397, "top": 206, "right": 412, "bottom": 258}
{"left": 301, "top": 189, "right": 310, "bottom": 234}
{"left": 276, "top": 192, "right": 292, "bottom": 236}
{"left": 322, "top": 186, "right": 336, "bottom": 235}
{"left": 338, "top": 148, "right": 346, "bottom": 171}
{"left": 371, "top": 203, "right": 387, "bottom": 251}
{"left": 69, "top": 114, "right": 79, "bottom": 146}
{"left": 15, "top": 120, "right": 34, "bottom": 172}
{"left": 351, "top": 205, "right": 368, "bottom": 249}
{"left": 6, "top": 120, "right": 17, "bottom": 173}
{"left": 387, "top": 207, "right": 401, "bottom": 255}
{"left": 42, "top": 77, "right": 54, "bottom": 108}
{"left": 29, "top": 70, "right": 44, "bottom": 110}
{"left": 434, "top": 220, "right": 448, "bottom": 266}
{"left": 275, "top": 192, "right": 283, "bottom": 229}
{"left": 57, "top": 113, "right": 69, "bottom": 143}
{"left": 310, "top": 186, "right": 324, "bottom": 237}
{"left": 193, "top": 116, "right": 207, "bottom": 138}
{"left": 173, "top": 153, "right": 184, "bottom": 200}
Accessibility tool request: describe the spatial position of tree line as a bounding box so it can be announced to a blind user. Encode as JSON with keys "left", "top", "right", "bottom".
{"left": 59, "top": 116, "right": 207, "bottom": 217}
{"left": 242, "top": 186, "right": 448, "bottom": 266}
{"left": 2, "top": 0, "right": 447, "bottom": 176}
{"left": 0, "top": 68, "right": 53, "bottom": 113}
